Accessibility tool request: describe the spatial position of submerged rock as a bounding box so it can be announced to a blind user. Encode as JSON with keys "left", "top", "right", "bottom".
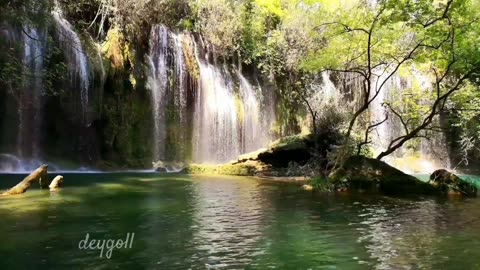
{"left": 329, "top": 156, "right": 436, "bottom": 195}
{"left": 430, "top": 169, "right": 477, "bottom": 196}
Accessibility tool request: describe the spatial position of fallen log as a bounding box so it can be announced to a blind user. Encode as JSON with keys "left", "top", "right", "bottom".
{"left": 1, "top": 165, "right": 49, "bottom": 196}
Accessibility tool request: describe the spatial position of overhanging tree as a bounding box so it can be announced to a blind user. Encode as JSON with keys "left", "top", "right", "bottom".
{"left": 301, "top": 0, "right": 480, "bottom": 161}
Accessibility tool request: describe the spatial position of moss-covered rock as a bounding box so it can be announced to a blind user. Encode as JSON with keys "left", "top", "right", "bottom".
{"left": 430, "top": 169, "right": 478, "bottom": 196}
{"left": 182, "top": 134, "right": 317, "bottom": 177}
{"left": 182, "top": 160, "right": 267, "bottom": 176}
{"left": 236, "top": 133, "right": 313, "bottom": 168}
{"left": 329, "top": 156, "right": 437, "bottom": 195}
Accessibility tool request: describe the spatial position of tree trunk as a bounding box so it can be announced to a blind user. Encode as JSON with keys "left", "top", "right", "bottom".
{"left": 1, "top": 165, "right": 49, "bottom": 196}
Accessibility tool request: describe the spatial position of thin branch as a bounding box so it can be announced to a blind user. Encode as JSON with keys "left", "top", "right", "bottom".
{"left": 421, "top": 0, "right": 454, "bottom": 28}
{"left": 357, "top": 115, "right": 389, "bottom": 155}
{"left": 384, "top": 102, "right": 409, "bottom": 134}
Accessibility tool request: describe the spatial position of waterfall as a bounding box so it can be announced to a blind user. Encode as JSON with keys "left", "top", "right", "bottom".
{"left": 192, "top": 61, "right": 241, "bottom": 163}
{"left": 18, "top": 27, "right": 46, "bottom": 159}
{"left": 147, "top": 25, "right": 192, "bottom": 162}
{"left": 368, "top": 69, "right": 450, "bottom": 173}
{"left": 146, "top": 25, "right": 276, "bottom": 164}
{"left": 370, "top": 72, "right": 405, "bottom": 155}
{"left": 0, "top": 26, "right": 48, "bottom": 172}
{"left": 147, "top": 25, "right": 169, "bottom": 162}
{"left": 52, "top": 10, "right": 90, "bottom": 123}
{"left": 191, "top": 42, "right": 274, "bottom": 163}
{"left": 237, "top": 72, "right": 271, "bottom": 153}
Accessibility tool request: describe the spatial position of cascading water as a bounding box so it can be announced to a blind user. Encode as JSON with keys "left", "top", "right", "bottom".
{"left": 192, "top": 61, "right": 241, "bottom": 163}
{"left": 147, "top": 25, "right": 193, "bottom": 162}
{"left": 52, "top": 9, "right": 90, "bottom": 124}
{"left": 370, "top": 72, "right": 405, "bottom": 155}
{"left": 308, "top": 72, "right": 347, "bottom": 115}
{"left": 19, "top": 27, "right": 46, "bottom": 159}
{"left": 191, "top": 41, "right": 275, "bottom": 163}
{"left": 0, "top": 26, "right": 48, "bottom": 172}
{"left": 237, "top": 72, "right": 271, "bottom": 153}
{"left": 1, "top": 8, "right": 92, "bottom": 172}
{"left": 146, "top": 25, "right": 276, "bottom": 164}
{"left": 147, "top": 25, "right": 170, "bottom": 162}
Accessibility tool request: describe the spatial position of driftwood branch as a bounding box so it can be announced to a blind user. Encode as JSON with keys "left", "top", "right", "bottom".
{"left": 1, "top": 165, "right": 48, "bottom": 196}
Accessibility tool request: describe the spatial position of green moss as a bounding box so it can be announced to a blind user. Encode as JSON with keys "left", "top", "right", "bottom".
{"left": 183, "top": 163, "right": 261, "bottom": 176}
{"left": 101, "top": 28, "right": 135, "bottom": 74}
{"left": 267, "top": 133, "right": 312, "bottom": 151}
{"left": 182, "top": 38, "right": 199, "bottom": 80}
{"left": 234, "top": 93, "right": 244, "bottom": 124}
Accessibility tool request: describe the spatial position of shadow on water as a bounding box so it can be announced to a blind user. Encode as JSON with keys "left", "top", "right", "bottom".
{"left": 0, "top": 173, "right": 479, "bottom": 269}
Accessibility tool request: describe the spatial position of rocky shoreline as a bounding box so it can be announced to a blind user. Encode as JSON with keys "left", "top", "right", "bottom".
{"left": 174, "top": 134, "right": 479, "bottom": 197}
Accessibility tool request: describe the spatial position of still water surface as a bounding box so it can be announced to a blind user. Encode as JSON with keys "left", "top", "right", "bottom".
{"left": 0, "top": 173, "right": 479, "bottom": 269}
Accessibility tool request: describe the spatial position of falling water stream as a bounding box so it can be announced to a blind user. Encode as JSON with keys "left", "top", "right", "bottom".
{"left": 147, "top": 25, "right": 170, "bottom": 162}
{"left": 147, "top": 25, "right": 275, "bottom": 164}
{"left": 0, "top": 8, "right": 92, "bottom": 172}
{"left": 52, "top": 9, "right": 90, "bottom": 124}
{"left": 19, "top": 27, "right": 45, "bottom": 159}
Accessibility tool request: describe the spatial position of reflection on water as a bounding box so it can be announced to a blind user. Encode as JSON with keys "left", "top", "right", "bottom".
{"left": 0, "top": 173, "right": 479, "bottom": 269}
{"left": 355, "top": 200, "right": 441, "bottom": 269}
{"left": 190, "top": 177, "right": 266, "bottom": 268}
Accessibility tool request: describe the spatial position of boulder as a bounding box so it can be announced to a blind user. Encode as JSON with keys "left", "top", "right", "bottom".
{"left": 234, "top": 134, "right": 313, "bottom": 168}
{"left": 49, "top": 175, "right": 64, "bottom": 190}
{"left": 329, "top": 156, "right": 436, "bottom": 195}
{"left": 430, "top": 169, "right": 477, "bottom": 196}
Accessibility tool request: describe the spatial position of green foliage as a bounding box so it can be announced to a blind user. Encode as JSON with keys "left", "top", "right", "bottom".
{"left": 310, "top": 176, "right": 333, "bottom": 192}
{"left": 449, "top": 81, "right": 480, "bottom": 163}
{"left": 0, "top": 0, "right": 72, "bottom": 99}
{"left": 191, "top": 0, "right": 243, "bottom": 56}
